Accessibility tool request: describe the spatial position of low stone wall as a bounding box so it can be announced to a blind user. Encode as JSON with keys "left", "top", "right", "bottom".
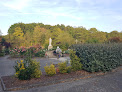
{"left": 45, "top": 51, "right": 57, "bottom": 58}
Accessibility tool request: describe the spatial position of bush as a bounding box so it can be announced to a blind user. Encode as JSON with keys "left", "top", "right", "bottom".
{"left": 58, "top": 62, "right": 71, "bottom": 73}
{"left": 44, "top": 64, "right": 56, "bottom": 76}
{"left": 35, "top": 50, "right": 45, "bottom": 57}
{"left": 66, "top": 66, "right": 72, "bottom": 73}
{"left": 70, "top": 43, "right": 122, "bottom": 72}
{"left": 63, "top": 50, "right": 70, "bottom": 54}
{"left": 30, "top": 60, "right": 42, "bottom": 78}
{"left": 85, "top": 58, "right": 104, "bottom": 72}
{"left": 58, "top": 62, "right": 67, "bottom": 73}
{"left": 0, "top": 53, "right": 4, "bottom": 56}
{"left": 69, "top": 50, "right": 83, "bottom": 71}
{"left": 18, "top": 67, "right": 32, "bottom": 80}
{"left": 14, "top": 59, "right": 42, "bottom": 80}
{"left": 10, "top": 46, "right": 45, "bottom": 58}
{"left": 3, "top": 48, "right": 9, "bottom": 55}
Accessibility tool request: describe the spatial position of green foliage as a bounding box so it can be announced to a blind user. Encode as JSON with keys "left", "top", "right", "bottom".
{"left": 44, "top": 64, "right": 56, "bottom": 76}
{"left": 69, "top": 50, "right": 83, "bottom": 71}
{"left": 13, "top": 27, "right": 24, "bottom": 39}
{"left": 4, "top": 48, "right": 9, "bottom": 55}
{"left": 86, "top": 38, "right": 99, "bottom": 43}
{"left": 29, "top": 60, "right": 42, "bottom": 78}
{"left": 18, "top": 68, "right": 32, "bottom": 80}
{"left": 10, "top": 46, "right": 45, "bottom": 58}
{"left": 58, "top": 62, "right": 71, "bottom": 73}
{"left": 63, "top": 50, "right": 70, "bottom": 54}
{"left": 85, "top": 58, "right": 104, "bottom": 72}
{"left": 6, "top": 23, "right": 122, "bottom": 50}
{"left": 35, "top": 50, "right": 45, "bottom": 57}
{"left": 10, "top": 47, "right": 26, "bottom": 57}
{"left": 54, "top": 32, "right": 75, "bottom": 50}
{"left": 71, "top": 43, "right": 122, "bottom": 72}
{"left": 0, "top": 53, "right": 4, "bottom": 56}
{"left": 0, "top": 44, "right": 4, "bottom": 56}
{"left": 66, "top": 66, "right": 72, "bottom": 73}
{"left": 14, "top": 58, "right": 42, "bottom": 80}
{"left": 44, "top": 44, "right": 48, "bottom": 49}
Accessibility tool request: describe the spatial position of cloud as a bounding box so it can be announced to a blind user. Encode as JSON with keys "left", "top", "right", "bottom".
{"left": 3, "top": 0, "right": 31, "bottom": 11}
{"left": 0, "top": 0, "right": 122, "bottom": 35}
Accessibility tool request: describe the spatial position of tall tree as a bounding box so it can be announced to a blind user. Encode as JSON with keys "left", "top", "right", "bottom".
{"left": 13, "top": 27, "right": 24, "bottom": 46}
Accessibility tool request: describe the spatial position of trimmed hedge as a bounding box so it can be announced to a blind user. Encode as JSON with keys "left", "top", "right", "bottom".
{"left": 70, "top": 43, "right": 122, "bottom": 72}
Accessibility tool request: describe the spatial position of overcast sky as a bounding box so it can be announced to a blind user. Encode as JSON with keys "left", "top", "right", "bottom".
{"left": 0, "top": 0, "right": 122, "bottom": 35}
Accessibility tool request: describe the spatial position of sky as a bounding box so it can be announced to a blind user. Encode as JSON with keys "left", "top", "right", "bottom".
{"left": 0, "top": 0, "right": 122, "bottom": 35}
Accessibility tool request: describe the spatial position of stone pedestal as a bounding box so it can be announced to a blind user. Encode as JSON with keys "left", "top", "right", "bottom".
{"left": 45, "top": 50, "right": 56, "bottom": 58}
{"left": 48, "top": 45, "right": 53, "bottom": 50}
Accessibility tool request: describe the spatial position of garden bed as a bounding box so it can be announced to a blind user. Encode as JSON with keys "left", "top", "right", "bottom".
{"left": 1, "top": 68, "right": 119, "bottom": 91}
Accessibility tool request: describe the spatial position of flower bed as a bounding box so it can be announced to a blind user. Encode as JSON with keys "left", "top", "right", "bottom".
{"left": 10, "top": 46, "right": 45, "bottom": 58}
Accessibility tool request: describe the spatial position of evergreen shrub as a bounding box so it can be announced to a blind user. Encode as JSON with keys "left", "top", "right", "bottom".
{"left": 70, "top": 43, "right": 122, "bottom": 72}
{"left": 44, "top": 64, "right": 56, "bottom": 76}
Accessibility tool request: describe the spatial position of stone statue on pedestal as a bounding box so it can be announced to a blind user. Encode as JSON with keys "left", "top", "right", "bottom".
{"left": 48, "top": 38, "right": 53, "bottom": 50}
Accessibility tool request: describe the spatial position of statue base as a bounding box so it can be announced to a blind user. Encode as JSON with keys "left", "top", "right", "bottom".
{"left": 48, "top": 45, "right": 53, "bottom": 50}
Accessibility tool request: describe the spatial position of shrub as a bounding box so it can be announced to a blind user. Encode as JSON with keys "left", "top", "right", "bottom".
{"left": 58, "top": 62, "right": 72, "bottom": 73}
{"left": 44, "top": 64, "right": 56, "bottom": 76}
{"left": 65, "top": 50, "right": 70, "bottom": 54}
{"left": 30, "top": 60, "right": 42, "bottom": 78}
{"left": 70, "top": 43, "right": 122, "bottom": 72}
{"left": 58, "top": 62, "right": 67, "bottom": 73}
{"left": 14, "top": 59, "right": 42, "bottom": 80}
{"left": 19, "top": 47, "right": 26, "bottom": 56}
{"left": 0, "top": 44, "right": 4, "bottom": 56}
{"left": 5, "top": 48, "right": 10, "bottom": 55}
{"left": 69, "top": 50, "right": 83, "bottom": 71}
{"left": 35, "top": 50, "right": 45, "bottom": 57}
{"left": 66, "top": 66, "right": 72, "bottom": 73}
{"left": 18, "top": 67, "right": 32, "bottom": 80}
{"left": 0, "top": 53, "right": 4, "bottom": 56}
{"left": 10, "top": 46, "right": 45, "bottom": 58}
{"left": 85, "top": 58, "right": 104, "bottom": 72}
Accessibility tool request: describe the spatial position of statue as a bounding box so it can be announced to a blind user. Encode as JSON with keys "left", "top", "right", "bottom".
{"left": 75, "top": 39, "right": 78, "bottom": 44}
{"left": 48, "top": 38, "right": 53, "bottom": 50}
{"left": 49, "top": 38, "right": 52, "bottom": 46}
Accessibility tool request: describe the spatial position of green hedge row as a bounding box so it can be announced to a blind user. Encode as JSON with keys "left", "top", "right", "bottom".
{"left": 70, "top": 43, "right": 122, "bottom": 72}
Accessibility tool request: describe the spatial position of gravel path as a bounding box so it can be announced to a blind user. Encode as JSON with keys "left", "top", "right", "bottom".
{"left": 0, "top": 55, "right": 70, "bottom": 76}
{"left": 8, "top": 67, "right": 122, "bottom": 92}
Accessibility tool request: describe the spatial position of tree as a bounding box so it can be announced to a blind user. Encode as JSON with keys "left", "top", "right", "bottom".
{"left": 23, "top": 31, "right": 33, "bottom": 46}
{"left": 13, "top": 27, "right": 24, "bottom": 46}
{"left": 13, "top": 27, "right": 24, "bottom": 39}
{"left": 50, "top": 27, "right": 62, "bottom": 40}
{"left": 7, "top": 22, "right": 122, "bottom": 48}
{"left": 108, "top": 31, "right": 119, "bottom": 38}
{"left": 33, "top": 26, "right": 47, "bottom": 45}
{"left": 108, "top": 37, "right": 121, "bottom": 43}
{"left": 55, "top": 32, "right": 75, "bottom": 50}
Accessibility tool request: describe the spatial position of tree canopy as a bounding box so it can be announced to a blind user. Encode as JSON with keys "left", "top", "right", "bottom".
{"left": 4, "top": 22, "right": 122, "bottom": 50}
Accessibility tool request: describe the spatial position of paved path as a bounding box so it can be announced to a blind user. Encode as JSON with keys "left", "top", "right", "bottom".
{"left": 9, "top": 67, "right": 122, "bottom": 92}
{"left": 0, "top": 55, "right": 70, "bottom": 75}
{"left": 0, "top": 55, "right": 122, "bottom": 92}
